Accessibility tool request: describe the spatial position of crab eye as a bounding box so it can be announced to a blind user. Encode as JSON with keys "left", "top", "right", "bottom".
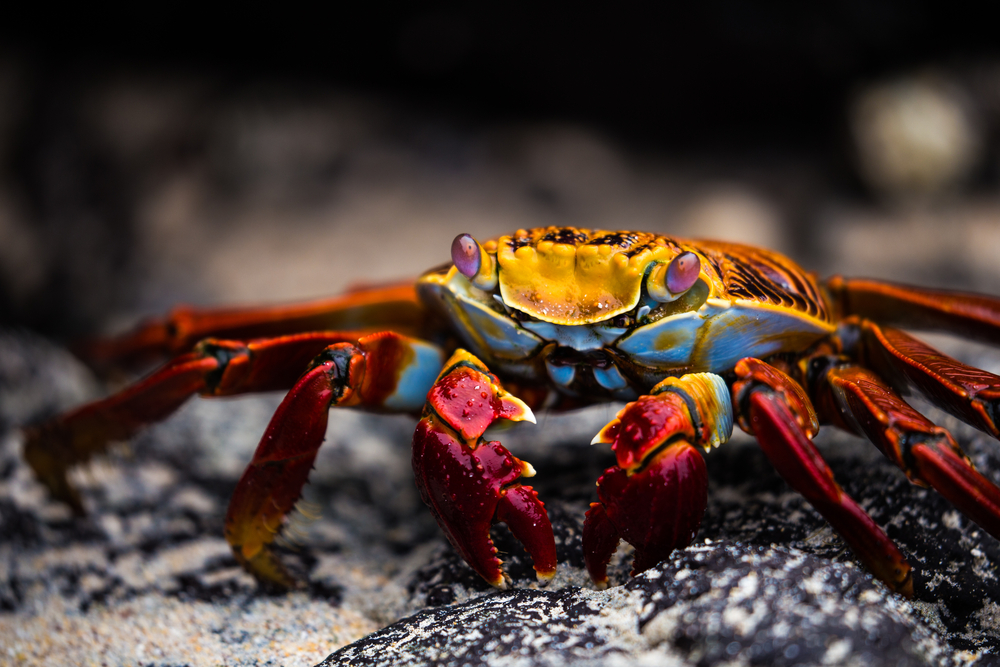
{"left": 452, "top": 234, "right": 481, "bottom": 277}
{"left": 646, "top": 251, "right": 702, "bottom": 302}
{"left": 451, "top": 233, "right": 498, "bottom": 291}
{"left": 667, "top": 252, "right": 701, "bottom": 294}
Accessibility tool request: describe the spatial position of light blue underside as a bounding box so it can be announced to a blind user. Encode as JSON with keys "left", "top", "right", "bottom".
{"left": 618, "top": 300, "right": 832, "bottom": 373}
{"left": 545, "top": 360, "right": 576, "bottom": 388}
{"left": 593, "top": 365, "right": 630, "bottom": 390}
{"left": 382, "top": 341, "right": 446, "bottom": 411}
{"left": 521, "top": 320, "right": 627, "bottom": 351}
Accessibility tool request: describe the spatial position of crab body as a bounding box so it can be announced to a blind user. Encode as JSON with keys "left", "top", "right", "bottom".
{"left": 419, "top": 230, "right": 833, "bottom": 398}
{"left": 23, "top": 226, "right": 1000, "bottom": 597}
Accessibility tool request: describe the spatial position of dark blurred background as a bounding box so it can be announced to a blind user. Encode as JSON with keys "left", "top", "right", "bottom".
{"left": 2, "top": 3, "right": 1000, "bottom": 341}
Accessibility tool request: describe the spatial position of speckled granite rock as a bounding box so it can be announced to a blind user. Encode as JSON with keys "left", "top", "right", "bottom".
{"left": 323, "top": 544, "right": 959, "bottom": 667}
{"left": 2, "top": 327, "right": 1000, "bottom": 666}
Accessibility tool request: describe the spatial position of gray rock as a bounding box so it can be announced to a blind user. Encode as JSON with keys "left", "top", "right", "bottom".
{"left": 322, "top": 543, "right": 958, "bottom": 667}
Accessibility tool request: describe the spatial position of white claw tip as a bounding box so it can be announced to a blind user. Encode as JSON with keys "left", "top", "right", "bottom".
{"left": 591, "top": 430, "right": 614, "bottom": 446}
{"left": 521, "top": 404, "right": 537, "bottom": 424}
{"left": 502, "top": 394, "right": 536, "bottom": 424}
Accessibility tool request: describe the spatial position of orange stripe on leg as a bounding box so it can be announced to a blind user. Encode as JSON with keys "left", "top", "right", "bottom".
{"left": 860, "top": 322, "right": 1000, "bottom": 438}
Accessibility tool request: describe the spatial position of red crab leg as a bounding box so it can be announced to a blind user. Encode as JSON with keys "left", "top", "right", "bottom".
{"left": 23, "top": 332, "right": 440, "bottom": 512}
{"left": 78, "top": 282, "right": 428, "bottom": 370}
{"left": 412, "top": 349, "right": 556, "bottom": 589}
{"left": 24, "top": 332, "right": 364, "bottom": 513}
{"left": 585, "top": 373, "right": 730, "bottom": 587}
{"left": 856, "top": 320, "right": 1000, "bottom": 438}
{"left": 826, "top": 276, "right": 1000, "bottom": 344}
{"left": 223, "top": 332, "right": 445, "bottom": 587}
{"left": 814, "top": 364, "right": 1000, "bottom": 542}
{"left": 734, "top": 358, "right": 913, "bottom": 597}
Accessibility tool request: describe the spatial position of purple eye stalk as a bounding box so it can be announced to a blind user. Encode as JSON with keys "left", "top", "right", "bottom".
{"left": 647, "top": 251, "right": 702, "bottom": 302}
{"left": 451, "top": 233, "right": 498, "bottom": 291}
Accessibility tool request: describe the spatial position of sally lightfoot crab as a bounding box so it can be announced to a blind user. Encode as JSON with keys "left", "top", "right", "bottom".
{"left": 22, "top": 227, "right": 1000, "bottom": 596}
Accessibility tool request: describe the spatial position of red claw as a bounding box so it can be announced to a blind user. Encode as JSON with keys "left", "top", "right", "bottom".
{"left": 585, "top": 389, "right": 710, "bottom": 587}
{"left": 413, "top": 351, "right": 555, "bottom": 588}
{"left": 584, "top": 441, "right": 708, "bottom": 586}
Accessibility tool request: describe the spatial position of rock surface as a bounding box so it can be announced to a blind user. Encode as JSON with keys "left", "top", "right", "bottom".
{"left": 2, "top": 328, "right": 1000, "bottom": 666}
{"left": 324, "top": 545, "right": 955, "bottom": 667}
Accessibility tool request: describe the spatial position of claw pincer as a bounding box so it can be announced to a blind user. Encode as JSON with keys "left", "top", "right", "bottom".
{"left": 584, "top": 374, "right": 731, "bottom": 587}
{"left": 412, "top": 351, "right": 557, "bottom": 588}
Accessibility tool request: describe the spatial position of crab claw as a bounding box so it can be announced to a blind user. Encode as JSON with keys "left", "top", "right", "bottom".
{"left": 412, "top": 350, "right": 556, "bottom": 588}
{"left": 584, "top": 390, "right": 710, "bottom": 587}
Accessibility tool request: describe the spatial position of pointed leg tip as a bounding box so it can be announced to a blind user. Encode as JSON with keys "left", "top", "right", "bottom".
{"left": 234, "top": 544, "right": 298, "bottom": 590}
{"left": 591, "top": 578, "right": 609, "bottom": 591}
{"left": 535, "top": 567, "right": 556, "bottom": 584}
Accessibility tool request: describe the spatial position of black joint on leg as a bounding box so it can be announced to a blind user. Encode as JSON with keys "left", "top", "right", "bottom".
{"left": 735, "top": 379, "right": 769, "bottom": 420}
{"left": 308, "top": 345, "right": 358, "bottom": 403}
{"left": 195, "top": 340, "right": 249, "bottom": 392}
{"left": 834, "top": 320, "right": 863, "bottom": 356}
{"left": 804, "top": 355, "right": 848, "bottom": 400}
{"left": 897, "top": 432, "right": 955, "bottom": 475}
{"left": 652, "top": 384, "right": 704, "bottom": 445}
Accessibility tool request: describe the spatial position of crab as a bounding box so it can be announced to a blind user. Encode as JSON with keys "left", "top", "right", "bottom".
{"left": 22, "top": 226, "right": 1000, "bottom": 596}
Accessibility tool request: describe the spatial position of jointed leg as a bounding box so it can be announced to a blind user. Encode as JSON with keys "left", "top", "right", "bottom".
{"left": 79, "top": 283, "right": 428, "bottom": 370}
{"left": 220, "top": 332, "right": 445, "bottom": 586}
{"left": 733, "top": 358, "right": 913, "bottom": 596}
{"left": 826, "top": 276, "right": 1000, "bottom": 344}
{"left": 856, "top": 320, "right": 1000, "bottom": 438}
{"left": 813, "top": 361, "right": 1000, "bottom": 542}
{"left": 24, "top": 331, "right": 441, "bottom": 515}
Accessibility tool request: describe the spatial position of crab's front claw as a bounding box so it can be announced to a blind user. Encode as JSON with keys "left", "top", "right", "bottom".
{"left": 412, "top": 350, "right": 557, "bottom": 588}
{"left": 584, "top": 386, "right": 716, "bottom": 587}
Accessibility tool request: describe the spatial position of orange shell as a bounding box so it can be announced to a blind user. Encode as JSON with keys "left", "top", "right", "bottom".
{"left": 496, "top": 228, "right": 689, "bottom": 324}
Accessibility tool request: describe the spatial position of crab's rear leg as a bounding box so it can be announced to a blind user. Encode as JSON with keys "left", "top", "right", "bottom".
{"left": 812, "top": 359, "right": 1000, "bottom": 542}
{"left": 79, "top": 283, "right": 427, "bottom": 370}
{"left": 411, "top": 350, "right": 557, "bottom": 589}
{"left": 734, "top": 358, "right": 913, "bottom": 596}
{"left": 584, "top": 373, "right": 730, "bottom": 587}
{"left": 856, "top": 320, "right": 1000, "bottom": 438}
{"left": 827, "top": 276, "right": 1000, "bottom": 344}
{"left": 24, "top": 331, "right": 363, "bottom": 514}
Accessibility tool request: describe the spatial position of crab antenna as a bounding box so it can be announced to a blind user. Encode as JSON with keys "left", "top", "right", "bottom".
{"left": 647, "top": 251, "right": 701, "bottom": 302}
{"left": 451, "top": 233, "right": 498, "bottom": 291}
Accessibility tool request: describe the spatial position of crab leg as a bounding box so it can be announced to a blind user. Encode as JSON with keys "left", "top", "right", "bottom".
{"left": 814, "top": 363, "right": 1000, "bottom": 542}
{"left": 223, "top": 332, "right": 444, "bottom": 586}
{"left": 585, "top": 373, "right": 730, "bottom": 587}
{"left": 78, "top": 283, "right": 427, "bottom": 370}
{"left": 24, "top": 332, "right": 439, "bottom": 513}
{"left": 827, "top": 276, "right": 1000, "bottom": 344}
{"left": 412, "top": 350, "right": 556, "bottom": 589}
{"left": 854, "top": 320, "right": 1000, "bottom": 438}
{"left": 24, "top": 332, "right": 356, "bottom": 513}
{"left": 733, "top": 358, "right": 913, "bottom": 596}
